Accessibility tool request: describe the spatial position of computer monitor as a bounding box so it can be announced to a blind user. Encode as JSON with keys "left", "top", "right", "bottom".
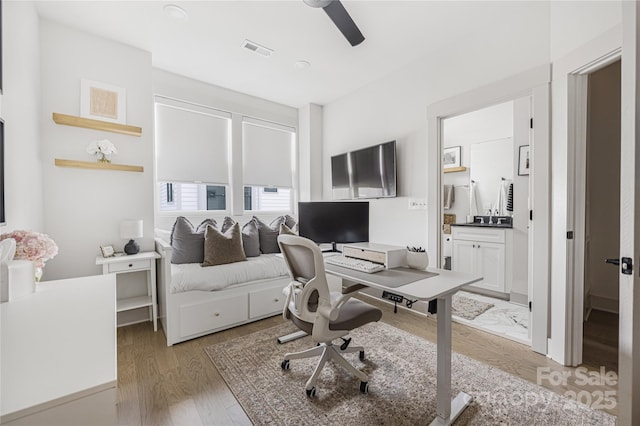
{"left": 298, "top": 201, "right": 369, "bottom": 252}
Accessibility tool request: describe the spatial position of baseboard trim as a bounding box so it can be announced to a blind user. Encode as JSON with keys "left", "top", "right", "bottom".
{"left": 590, "top": 295, "right": 618, "bottom": 314}
{"left": 509, "top": 292, "right": 528, "bottom": 306}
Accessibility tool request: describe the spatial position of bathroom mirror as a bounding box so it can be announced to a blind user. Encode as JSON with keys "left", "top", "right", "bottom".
{"left": 469, "top": 138, "right": 513, "bottom": 215}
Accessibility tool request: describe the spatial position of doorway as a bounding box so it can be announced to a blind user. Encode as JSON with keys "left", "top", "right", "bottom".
{"left": 580, "top": 60, "right": 621, "bottom": 373}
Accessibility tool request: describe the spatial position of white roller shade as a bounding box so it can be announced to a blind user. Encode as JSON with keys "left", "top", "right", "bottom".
{"left": 242, "top": 118, "right": 295, "bottom": 188}
{"left": 155, "top": 98, "right": 231, "bottom": 184}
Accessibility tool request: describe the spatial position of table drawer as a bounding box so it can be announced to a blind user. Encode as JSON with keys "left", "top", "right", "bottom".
{"left": 249, "top": 285, "right": 286, "bottom": 318}
{"left": 179, "top": 294, "right": 248, "bottom": 338}
{"left": 107, "top": 259, "right": 150, "bottom": 273}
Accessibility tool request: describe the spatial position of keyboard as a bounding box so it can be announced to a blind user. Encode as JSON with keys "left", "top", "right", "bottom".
{"left": 325, "top": 256, "right": 385, "bottom": 274}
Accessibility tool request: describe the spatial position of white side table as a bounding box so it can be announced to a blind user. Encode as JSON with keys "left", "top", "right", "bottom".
{"left": 96, "top": 251, "right": 161, "bottom": 331}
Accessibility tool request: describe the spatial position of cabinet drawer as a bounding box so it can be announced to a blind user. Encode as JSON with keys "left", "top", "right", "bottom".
{"left": 179, "top": 294, "right": 248, "bottom": 338}
{"left": 107, "top": 259, "right": 150, "bottom": 273}
{"left": 249, "top": 285, "right": 286, "bottom": 318}
{"left": 343, "top": 246, "right": 386, "bottom": 264}
{"left": 452, "top": 227, "right": 505, "bottom": 244}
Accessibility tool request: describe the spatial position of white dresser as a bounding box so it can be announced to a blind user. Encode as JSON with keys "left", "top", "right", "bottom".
{"left": 1, "top": 274, "right": 117, "bottom": 425}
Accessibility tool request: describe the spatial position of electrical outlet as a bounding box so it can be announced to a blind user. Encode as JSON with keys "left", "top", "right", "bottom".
{"left": 382, "top": 291, "right": 404, "bottom": 303}
{"left": 408, "top": 198, "right": 427, "bottom": 210}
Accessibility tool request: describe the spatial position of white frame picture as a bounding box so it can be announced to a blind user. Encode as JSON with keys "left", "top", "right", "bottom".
{"left": 443, "top": 146, "right": 461, "bottom": 169}
{"left": 100, "top": 245, "right": 115, "bottom": 258}
{"left": 80, "top": 79, "right": 126, "bottom": 124}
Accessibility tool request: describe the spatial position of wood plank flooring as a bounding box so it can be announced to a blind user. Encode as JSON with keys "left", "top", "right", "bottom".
{"left": 117, "top": 297, "right": 618, "bottom": 425}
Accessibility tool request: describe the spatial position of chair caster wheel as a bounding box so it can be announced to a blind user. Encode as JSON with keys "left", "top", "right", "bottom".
{"left": 359, "top": 351, "right": 365, "bottom": 361}
{"left": 360, "top": 381, "right": 369, "bottom": 394}
{"left": 281, "top": 360, "right": 290, "bottom": 370}
{"left": 306, "top": 387, "right": 316, "bottom": 398}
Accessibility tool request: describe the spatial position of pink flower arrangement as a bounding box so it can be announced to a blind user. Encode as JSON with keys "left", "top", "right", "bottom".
{"left": 0, "top": 230, "right": 58, "bottom": 269}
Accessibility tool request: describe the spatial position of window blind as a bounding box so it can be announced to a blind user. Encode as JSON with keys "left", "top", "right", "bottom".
{"left": 155, "top": 98, "right": 231, "bottom": 184}
{"left": 242, "top": 118, "right": 295, "bottom": 188}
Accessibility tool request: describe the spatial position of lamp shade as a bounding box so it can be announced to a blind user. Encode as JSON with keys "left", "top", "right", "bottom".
{"left": 120, "top": 220, "right": 143, "bottom": 239}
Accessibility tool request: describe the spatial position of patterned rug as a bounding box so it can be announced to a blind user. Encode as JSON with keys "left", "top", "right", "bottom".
{"left": 204, "top": 322, "right": 615, "bottom": 425}
{"left": 452, "top": 293, "right": 494, "bottom": 320}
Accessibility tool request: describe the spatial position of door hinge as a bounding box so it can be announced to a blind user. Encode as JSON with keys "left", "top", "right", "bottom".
{"left": 622, "top": 257, "right": 633, "bottom": 275}
{"left": 530, "top": 118, "right": 534, "bottom": 129}
{"left": 529, "top": 301, "right": 532, "bottom": 312}
{"left": 529, "top": 210, "right": 533, "bottom": 221}
{"left": 567, "top": 231, "right": 574, "bottom": 240}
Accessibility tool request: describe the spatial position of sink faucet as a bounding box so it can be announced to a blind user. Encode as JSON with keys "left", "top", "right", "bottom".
{"left": 488, "top": 209, "right": 494, "bottom": 224}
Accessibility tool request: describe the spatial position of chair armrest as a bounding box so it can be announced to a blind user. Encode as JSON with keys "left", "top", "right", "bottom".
{"left": 318, "top": 292, "right": 355, "bottom": 321}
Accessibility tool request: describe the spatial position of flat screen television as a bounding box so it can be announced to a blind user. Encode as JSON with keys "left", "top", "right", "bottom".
{"left": 298, "top": 201, "right": 369, "bottom": 252}
{"left": 331, "top": 140, "right": 397, "bottom": 200}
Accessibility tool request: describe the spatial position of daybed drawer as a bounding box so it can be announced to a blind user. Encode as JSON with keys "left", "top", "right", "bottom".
{"left": 107, "top": 259, "right": 151, "bottom": 273}
{"left": 249, "top": 285, "right": 286, "bottom": 318}
{"left": 179, "top": 294, "right": 248, "bottom": 338}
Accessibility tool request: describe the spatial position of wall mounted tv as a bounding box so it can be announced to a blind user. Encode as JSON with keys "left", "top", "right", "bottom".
{"left": 298, "top": 201, "right": 369, "bottom": 252}
{"left": 331, "top": 140, "right": 396, "bottom": 199}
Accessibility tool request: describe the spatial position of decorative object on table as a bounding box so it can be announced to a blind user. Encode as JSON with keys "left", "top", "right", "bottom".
{"left": 120, "top": 220, "right": 143, "bottom": 255}
{"left": 406, "top": 246, "right": 429, "bottom": 270}
{"left": 443, "top": 146, "right": 461, "bottom": 169}
{"left": 80, "top": 79, "right": 126, "bottom": 124}
{"left": 0, "top": 230, "right": 58, "bottom": 282}
{"left": 518, "top": 145, "right": 530, "bottom": 176}
{"left": 100, "top": 245, "right": 115, "bottom": 258}
{"left": 443, "top": 214, "right": 456, "bottom": 234}
{"left": 86, "top": 139, "right": 118, "bottom": 163}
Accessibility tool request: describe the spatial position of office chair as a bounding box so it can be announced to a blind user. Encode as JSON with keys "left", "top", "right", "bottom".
{"left": 277, "top": 234, "right": 382, "bottom": 397}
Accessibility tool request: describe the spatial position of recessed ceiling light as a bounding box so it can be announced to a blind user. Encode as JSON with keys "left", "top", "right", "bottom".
{"left": 294, "top": 60, "right": 311, "bottom": 70}
{"left": 163, "top": 4, "right": 189, "bottom": 22}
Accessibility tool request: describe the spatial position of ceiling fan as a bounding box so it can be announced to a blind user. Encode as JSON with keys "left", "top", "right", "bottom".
{"left": 303, "top": 0, "right": 365, "bottom": 47}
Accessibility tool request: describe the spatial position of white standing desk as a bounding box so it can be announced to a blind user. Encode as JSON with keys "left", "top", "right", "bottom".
{"left": 325, "top": 265, "right": 482, "bottom": 426}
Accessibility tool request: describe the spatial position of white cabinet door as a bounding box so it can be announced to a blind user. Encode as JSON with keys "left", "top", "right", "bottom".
{"left": 473, "top": 242, "right": 506, "bottom": 293}
{"left": 452, "top": 240, "right": 476, "bottom": 275}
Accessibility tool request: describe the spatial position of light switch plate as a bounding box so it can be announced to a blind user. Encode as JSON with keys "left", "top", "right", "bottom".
{"left": 408, "top": 198, "right": 427, "bottom": 210}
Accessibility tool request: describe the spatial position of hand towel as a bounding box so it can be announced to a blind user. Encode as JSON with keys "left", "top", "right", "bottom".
{"left": 443, "top": 184, "right": 455, "bottom": 209}
{"left": 506, "top": 183, "right": 514, "bottom": 213}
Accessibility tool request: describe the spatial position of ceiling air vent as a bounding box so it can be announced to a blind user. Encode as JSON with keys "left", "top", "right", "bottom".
{"left": 241, "top": 39, "right": 274, "bottom": 58}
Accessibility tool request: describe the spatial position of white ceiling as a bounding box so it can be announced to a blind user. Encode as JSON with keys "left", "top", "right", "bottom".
{"left": 35, "top": 1, "right": 531, "bottom": 108}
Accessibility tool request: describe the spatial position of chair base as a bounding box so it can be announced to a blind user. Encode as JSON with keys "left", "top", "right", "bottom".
{"left": 283, "top": 340, "right": 368, "bottom": 393}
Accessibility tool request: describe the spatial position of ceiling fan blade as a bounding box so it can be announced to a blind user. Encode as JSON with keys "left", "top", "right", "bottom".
{"left": 322, "top": 1, "right": 365, "bottom": 47}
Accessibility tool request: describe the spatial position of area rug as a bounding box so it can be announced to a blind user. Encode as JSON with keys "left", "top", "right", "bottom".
{"left": 452, "top": 293, "right": 494, "bottom": 320}
{"left": 204, "top": 322, "right": 615, "bottom": 425}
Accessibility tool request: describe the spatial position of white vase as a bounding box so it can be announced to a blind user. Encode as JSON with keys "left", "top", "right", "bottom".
{"left": 407, "top": 251, "right": 429, "bottom": 270}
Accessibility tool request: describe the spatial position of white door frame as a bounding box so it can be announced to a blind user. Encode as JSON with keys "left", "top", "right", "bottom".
{"left": 553, "top": 25, "right": 622, "bottom": 366}
{"left": 427, "top": 64, "right": 551, "bottom": 355}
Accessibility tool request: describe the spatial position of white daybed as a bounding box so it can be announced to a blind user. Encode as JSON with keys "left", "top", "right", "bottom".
{"left": 155, "top": 237, "right": 290, "bottom": 346}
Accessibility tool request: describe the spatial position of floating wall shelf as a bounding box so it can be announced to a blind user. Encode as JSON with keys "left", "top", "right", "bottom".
{"left": 444, "top": 166, "right": 468, "bottom": 174}
{"left": 52, "top": 113, "right": 142, "bottom": 137}
{"left": 55, "top": 159, "right": 144, "bottom": 173}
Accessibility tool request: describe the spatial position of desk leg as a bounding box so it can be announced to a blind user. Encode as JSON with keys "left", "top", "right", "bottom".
{"left": 430, "top": 295, "right": 473, "bottom": 425}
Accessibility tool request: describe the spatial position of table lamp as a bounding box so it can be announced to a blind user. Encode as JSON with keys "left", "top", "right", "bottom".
{"left": 120, "top": 220, "right": 143, "bottom": 255}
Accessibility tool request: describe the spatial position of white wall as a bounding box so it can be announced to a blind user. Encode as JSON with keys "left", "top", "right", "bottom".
{"left": 40, "top": 20, "right": 154, "bottom": 283}
{"left": 322, "top": 3, "right": 550, "bottom": 250}
{"left": 2, "top": 1, "right": 43, "bottom": 232}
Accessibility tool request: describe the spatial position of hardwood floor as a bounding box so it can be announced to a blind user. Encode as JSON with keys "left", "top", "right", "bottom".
{"left": 583, "top": 309, "right": 618, "bottom": 373}
{"left": 117, "top": 297, "right": 618, "bottom": 425}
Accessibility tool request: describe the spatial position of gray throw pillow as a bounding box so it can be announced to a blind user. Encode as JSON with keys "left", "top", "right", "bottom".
{"left": 221, "top": 217, "right": 260, "bottom": 257}
{"left": 170, "top": 217, "right": 217, "bottom": 264}
{"left": 279, "top": 223, "right": 296, "bottom": 236}
{"left": 202, "top": 223, "right": 247, "bottom": 267}
{"left": 254, "top": 216, "right": 284, "bottom": 254}
{"left": 284, "top": 214, "right": 296, "bottom": 229}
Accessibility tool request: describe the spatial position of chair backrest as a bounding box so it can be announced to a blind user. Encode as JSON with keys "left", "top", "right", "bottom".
{"left": 277, "top": 235, "right": 330, "bottom": 325}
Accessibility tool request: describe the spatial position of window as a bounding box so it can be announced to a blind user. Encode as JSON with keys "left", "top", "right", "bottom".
{"left": 242, "top": 117, "right": 295, "bottom": 212}
{"left": 158, "top": 182, "right": 227, "bottom": 212}
{"left": 244, "top": 186, "right": 291, "bottom": 212}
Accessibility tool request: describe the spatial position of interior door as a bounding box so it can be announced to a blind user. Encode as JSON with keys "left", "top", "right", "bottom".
{"left": 618, "top": 3, "right": 640, "bottom": 423}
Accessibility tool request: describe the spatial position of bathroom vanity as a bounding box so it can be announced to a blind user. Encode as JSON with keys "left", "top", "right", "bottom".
{"left": 451, "top": 221, "right": 513, "bottom": 297}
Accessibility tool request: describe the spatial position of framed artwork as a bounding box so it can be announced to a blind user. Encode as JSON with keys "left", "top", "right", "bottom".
{"left": 100, "top": 245, "right": 115, "bottom": 258}
{"left": 518, "top": 145, "right": 530, "bottom": 176}
{"left": 443, "top": 146, "right": 461, "bottom": 169}
{"left": 80, "top": 79, "right": 126, "bottom": 124}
